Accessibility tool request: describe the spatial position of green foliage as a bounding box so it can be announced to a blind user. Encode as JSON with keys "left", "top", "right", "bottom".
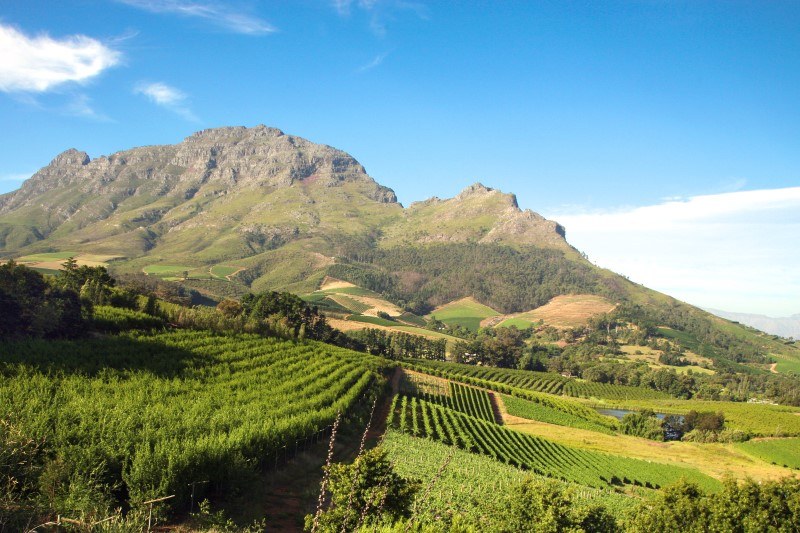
{"left": 331, "top": 244, "right": 610, "bottom": 315}
{"left": 0, "top": 330, "right": 389, "bottom": 517}
{"left": 305, "top": 448, "right": 418, "bottom": 532}
{"left": 0, "top": 260, "right": 84, "bottom": 339}
{"left": 91, "top": 305, "right": 165, "bottom": 332}
{"left": 626, "top": 478, "right": 800, "bottom": 532}
{"left": 241, "top": 290, "right": 337, "bottom": 341}
{"left": 348, "top": 328, "right": 446, "bottom": 360}
{"left": 499, "top": 477, "right": 618, "bottom": 533}
{"left": 620, "top": 410, "right": 665, "bottom": 441}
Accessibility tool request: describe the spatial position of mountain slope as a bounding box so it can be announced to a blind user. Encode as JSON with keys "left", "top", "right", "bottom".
{"left": 3, "top": 125, "right": 800, "bottom": 372}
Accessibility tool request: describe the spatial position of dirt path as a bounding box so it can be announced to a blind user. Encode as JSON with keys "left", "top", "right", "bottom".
{"left": 486, "top": 391, "right": 505, "bottom": 425}
{"left": 490, "top": 392, "right": 533, "bottom": 426}
{"left": 770, "top": 363, "right": 779, "bottom": 374}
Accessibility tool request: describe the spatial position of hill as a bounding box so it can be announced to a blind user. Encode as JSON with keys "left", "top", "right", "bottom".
{"left": 3, "top": 125, "right": 800, "bottom": 379}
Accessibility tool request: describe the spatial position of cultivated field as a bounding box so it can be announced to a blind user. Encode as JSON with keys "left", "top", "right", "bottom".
{"left": 490, "top": 294, "right": 617, "bottom": 329}
{"left": 427, "top": 296, "right": 500, "bottom": 331}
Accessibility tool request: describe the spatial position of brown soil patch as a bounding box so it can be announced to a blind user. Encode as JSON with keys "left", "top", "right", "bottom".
{"left": 770, "top": 363, "right": 779, "bottom": 374}
{"left": 490, "top": 294, "right": 617, "bottom": 329}
{"left": 320, "top": 276, "right": 356, "bottom": 291}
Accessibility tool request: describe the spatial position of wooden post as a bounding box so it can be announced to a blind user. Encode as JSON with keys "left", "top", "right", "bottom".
{"left": 188, "top": 480, "right": 209, "bottom": 514}
{"left": 143, "top": 494, "right": 175, "bottom": 532}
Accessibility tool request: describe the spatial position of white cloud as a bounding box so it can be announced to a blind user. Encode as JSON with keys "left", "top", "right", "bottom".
{"left": 117, "top": 0, "right": 275, "bottom": 35}
{"left": 357, "top": 52, "right": 388, "bottom": 72}
{"left": 547, "top": 187, "right": 800, "bottom": 316}
{"left": 0, "top": 23, "right": 121, "bottom": 93}
{"left": 134, "top": 81, "right": 199, "bottom": 121}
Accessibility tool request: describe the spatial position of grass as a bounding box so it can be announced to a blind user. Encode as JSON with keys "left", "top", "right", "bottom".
{"left": 496, "top": 317, "right": 537, "bottom": 329}
{"left": 17, "top": 251, "right": 78, "bottom": 261}
{"left": 209, "top": 265, "right": 242, "bottom": 279}
{"left": 774, "top": 357, "right": 800, "bottom": 375}
{"left": 427, "top": 297, "right": 499, "bottom": 331}
{"left": 142, "top": 264, "right": 196, "bottom": 276}
{"left": 347, "top": 314, "right": 397, "bottom": 327}
{"left": 736, "top": 438, "right": 800, "bottom": 470}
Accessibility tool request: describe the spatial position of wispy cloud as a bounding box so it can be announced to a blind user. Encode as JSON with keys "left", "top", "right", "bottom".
{"left": 117, "top": 0, "right": 276, "bottom": 35}
{"left": 546, "top": 187, "right": 800, "bottom": 316}
{"left": 64, "top": 94, "right": 113, "bottom": 122}
{"left": 0, "top": 23, "right": 121, "bottom": 93}
{"left": 134, "top": 81, "right": 199, "bottom": 121}
{"left": 356, "top": 52, "right": 389, "bottom": 72}
{"left": 332, "top": 0, "right": 428, "bottom": 36}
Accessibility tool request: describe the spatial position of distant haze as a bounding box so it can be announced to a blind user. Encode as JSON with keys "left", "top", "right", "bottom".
{"left": 706, "top": 309, "right": 800, "bottom": 340}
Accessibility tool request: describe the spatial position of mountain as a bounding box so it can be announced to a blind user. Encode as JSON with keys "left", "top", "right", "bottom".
{"left": 0, "top": 125, "right": 569, "bottom": 292}
{"left": 3, "top": 125, "right": 800, "bottom": 371}
{"left": 707, "top": 309, "right": 800, "bottom": 340}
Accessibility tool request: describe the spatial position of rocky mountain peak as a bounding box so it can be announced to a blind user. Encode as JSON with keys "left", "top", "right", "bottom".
{"left": 49, "top": 149, "right": 90, "bottom": 167}
{"left": 454, "top": 182, "right": 519, "bottom": 209}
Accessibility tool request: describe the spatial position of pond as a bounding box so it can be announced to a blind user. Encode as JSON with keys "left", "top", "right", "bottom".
{"left": 597, "top": 408, "right": 674, "bottom": 420}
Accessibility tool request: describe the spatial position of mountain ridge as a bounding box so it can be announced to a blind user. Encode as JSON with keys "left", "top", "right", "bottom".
{"left": 0, "top": 125, "right": 570, "bottom": 262}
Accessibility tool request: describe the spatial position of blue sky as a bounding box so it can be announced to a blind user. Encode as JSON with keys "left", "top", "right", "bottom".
{"left": 1, "top": 1, "right": 799, "bottom": 316}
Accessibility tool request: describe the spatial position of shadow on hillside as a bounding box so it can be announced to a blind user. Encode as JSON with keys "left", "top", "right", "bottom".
{"left": 0, "top": 334, "right": 200, "bottom": 378}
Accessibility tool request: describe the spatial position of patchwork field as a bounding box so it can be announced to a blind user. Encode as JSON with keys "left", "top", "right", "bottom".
{"left": 427, "top": 296, "right": 500, "bottom": 331}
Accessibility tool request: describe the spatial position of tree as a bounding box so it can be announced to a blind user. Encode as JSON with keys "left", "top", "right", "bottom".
{"left": 305, "top": 448, "right": 418, "bottom": 532}
{"left": 498, "top": 477, "right": 616, "bottom": 532}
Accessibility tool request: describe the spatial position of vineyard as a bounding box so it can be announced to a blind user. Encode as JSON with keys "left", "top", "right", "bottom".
{"left": 383, "top": 430, "right": 631, "bottom": 529}
{"left": 737, "top": 438, "right": 800, "bottom": 470}
{"left": 387, "top": 393, "right": 718, "bottom": 491}
{"left": 404, "top": 359, "right": 671, "bottom": 400}
{"left": 501, "top": 394, "right": 616, "bottom": 434}
{"left": 0, "top": 330, "right": 390, "bottom": 514}
{"left": 399, "top": 373, "right": 497, "bottom": 423}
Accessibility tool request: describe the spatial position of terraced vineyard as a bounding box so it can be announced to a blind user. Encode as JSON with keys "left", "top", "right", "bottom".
{"left": 388, "top": 394, "right": 718, "bottom": 491}
{"left": 400, "top": 373, "right": 497, "bottom": 423}
{"left": 502, "top": 394, "right": 616, "bottom": 434}
{"left": 405, "top": 359, "right": 671, "bottom": 400}
{"left": 0, "top": 330, "right": 390, "bottom": 511}
{"left": 737, "top": 438, "right": 800, "bottom": 470}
